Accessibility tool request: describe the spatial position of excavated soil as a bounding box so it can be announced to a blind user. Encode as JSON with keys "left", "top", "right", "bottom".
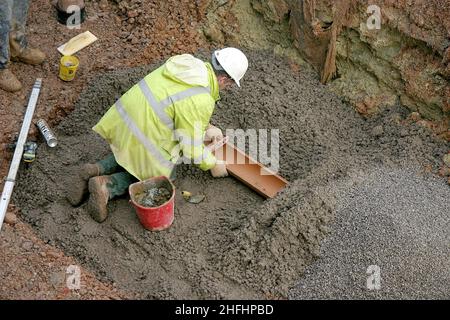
{"left": 14, "top": 51, "right": 449, "bottom": 299}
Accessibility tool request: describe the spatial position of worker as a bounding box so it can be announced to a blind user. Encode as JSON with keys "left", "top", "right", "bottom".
{"left": 0, "top": 0, "right": 46, "bottom": 92}
{"left": 66, "top": 48, "right": 249, "bottom": 223}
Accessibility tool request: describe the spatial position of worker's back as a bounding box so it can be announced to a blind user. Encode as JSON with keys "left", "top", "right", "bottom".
{"left": 93, "top": 54, "right": 220, "bottom": 181}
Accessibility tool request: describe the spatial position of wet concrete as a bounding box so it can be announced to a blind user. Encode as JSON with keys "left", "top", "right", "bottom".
{"left": 14, "top": 51, "right": 449, "bottom": 299}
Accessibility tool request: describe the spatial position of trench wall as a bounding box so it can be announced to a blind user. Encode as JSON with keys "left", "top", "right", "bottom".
{"left": 204, "top": 0, "right": 449, "bottom": 138}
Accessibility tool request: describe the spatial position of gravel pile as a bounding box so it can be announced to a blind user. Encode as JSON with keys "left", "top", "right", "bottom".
{"left": 289, "top": 167, "right": 450, "bottom": 299}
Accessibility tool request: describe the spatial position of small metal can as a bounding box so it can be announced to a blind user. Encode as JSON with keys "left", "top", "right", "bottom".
{"left": 36, "top": 119, "right": 58, "bottom": 148}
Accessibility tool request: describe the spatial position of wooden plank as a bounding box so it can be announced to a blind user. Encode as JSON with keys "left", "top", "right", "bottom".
{"left": 214, "top": 142, "right": 288, "bottom": 198}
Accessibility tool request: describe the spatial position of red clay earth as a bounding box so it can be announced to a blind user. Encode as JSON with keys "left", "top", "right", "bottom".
{"left": 0, "top": 214, "right": 130, "bottom": 299}
{"left": 0, "top": 0, "right": 210, "bottom": 299}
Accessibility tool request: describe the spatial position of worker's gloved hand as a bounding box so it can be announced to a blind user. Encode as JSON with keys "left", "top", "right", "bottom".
{"left": 210, "top": 160, "right": 228, "bottom": 178}
{"left": 205, "top": 125, "right": 223, "bottom": 142}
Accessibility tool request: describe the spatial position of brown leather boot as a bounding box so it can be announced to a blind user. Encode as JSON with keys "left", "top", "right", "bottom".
{"left": 87, "top": 176, "right": 111, "bottom": 223}
{"left": 10, "top": 37, "right": 46, "bottom": 65}
{"left": 11, "top": 47, "right": 46, "bottom": 65}
{"left": 0, "top": 69, "right": 22, "bottom": 92}
{"left": 66, "top": 163, "right": 100, "bottom": 206}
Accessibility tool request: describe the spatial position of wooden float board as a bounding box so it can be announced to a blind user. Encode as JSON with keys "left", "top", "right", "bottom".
{"left": 214, "top": 143, "right": 288, "bottom": 198}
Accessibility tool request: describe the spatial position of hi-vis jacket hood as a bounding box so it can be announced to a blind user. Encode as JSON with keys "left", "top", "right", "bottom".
{"left": 165, "top": 54, "right": 209, "bottom": 86}
{"left": 93, "top": 54, "right": 220, "bottom": 181}
{"left": 163, "top": 54, "right": 220, "bottom": 101}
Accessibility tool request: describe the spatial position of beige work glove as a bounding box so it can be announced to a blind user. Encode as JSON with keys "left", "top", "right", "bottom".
{"left": 210, "top": 160, "right": 228, "bottom": 178}
{"left": 205, "top": 125, "right": 223, "bottom": 142}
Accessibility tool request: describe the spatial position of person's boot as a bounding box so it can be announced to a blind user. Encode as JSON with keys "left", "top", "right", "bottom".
{"left": 11, "top": 47, "right": 46, "bottom": 65}
{"left": 0, "top": 69, "right": 22, "bottom": 92}
{"left": 87, "top": 172, "right": 135, "bottom": 223}
{"left": 10, "top": 37, "right": 46, "bottom": 66}
{"left": 87, "top": 176, "right": 111, "bottom": 223}
{"left": 66, "top": 163, "right": 100, "bottom": 206}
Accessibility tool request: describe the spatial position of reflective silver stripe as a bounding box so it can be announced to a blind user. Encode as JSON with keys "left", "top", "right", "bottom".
{"left": 139, "top": 80, "right": 174, "bottom": 130}
{"left": 139, "top": 80, "right": 211, "bottom": 131}
{"left": 159, "top": 86, "right": 211, "bottom": 108}
{"left": 115, "top": 99, "right": 174, "bottom": 170}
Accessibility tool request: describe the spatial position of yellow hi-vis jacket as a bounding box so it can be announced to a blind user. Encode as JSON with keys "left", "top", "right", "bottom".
{"left": 92, "top": 54, "right": 220, "bottom": 181}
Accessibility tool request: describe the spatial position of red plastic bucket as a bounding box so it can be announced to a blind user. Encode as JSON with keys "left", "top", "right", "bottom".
{"left": 129, "top": 176, "right": 175, "bottom": 231}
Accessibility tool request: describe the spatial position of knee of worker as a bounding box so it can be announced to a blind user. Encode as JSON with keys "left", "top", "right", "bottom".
{"left": 104, "top": 164, "right": 177, "bottom": 199}
{"left": 96, "top": 154, "right": 120, "bottom": 176}
{"left": 107, "top": 172, "right": 137, "bottom": 199}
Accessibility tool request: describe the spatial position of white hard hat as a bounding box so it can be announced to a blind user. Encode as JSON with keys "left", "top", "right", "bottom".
{"left": 212, "top": 48, "right": 249, "bottom": 87}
